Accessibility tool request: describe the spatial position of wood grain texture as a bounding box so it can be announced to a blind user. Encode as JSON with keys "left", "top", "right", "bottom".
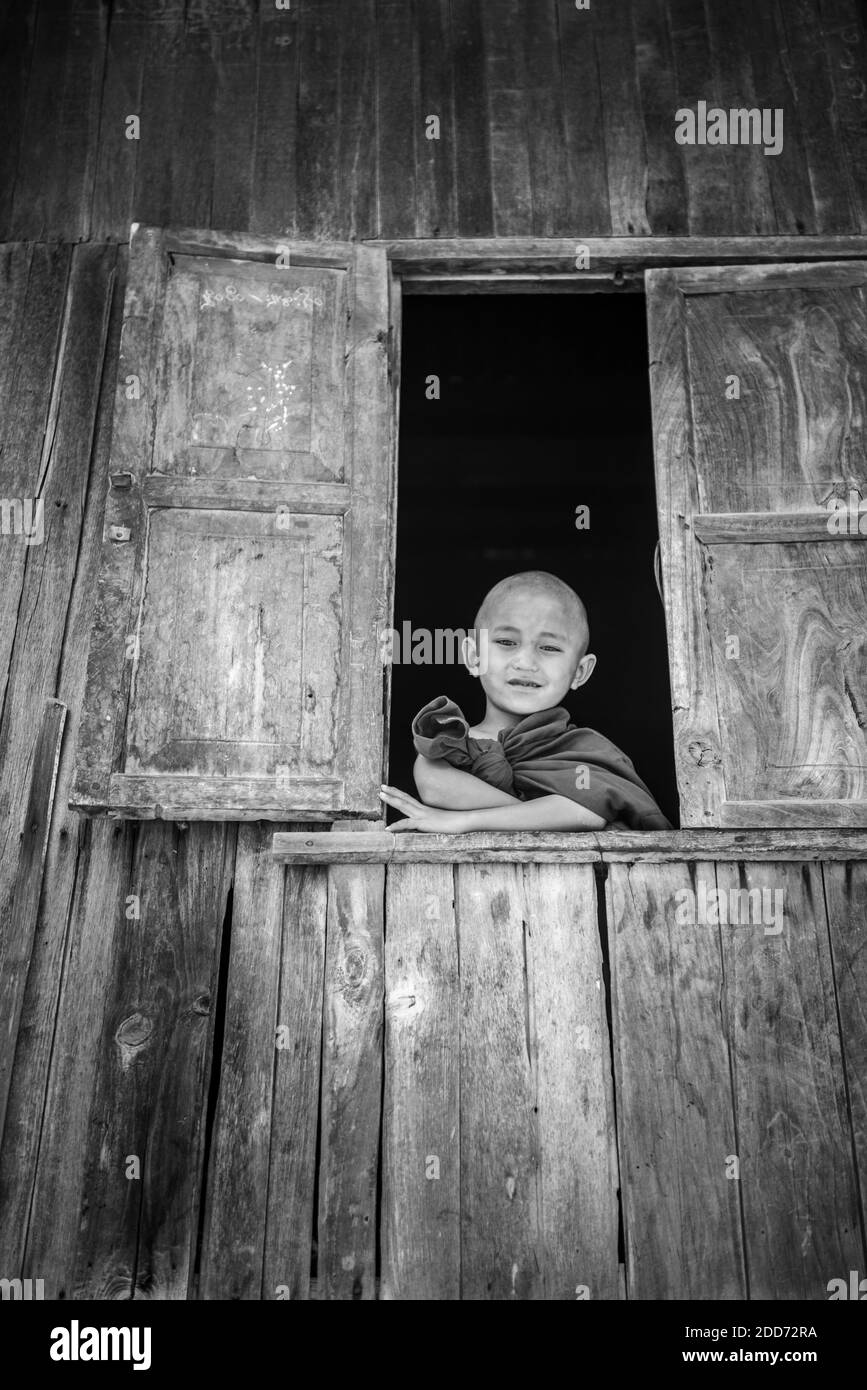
{"left": 130, "top": 0, "right": 185, "bottom": 231}
{"left": 262, "top": 861, "right": 327, "bottom": 1301}
{"left": 456, "top": 862, "right": 542, "bottom": 1298}
{"left": 823, "top": 860, "right": 867, "bottom": 1241}
{"left": 272, "top": 829, "right": 867, "bottom": 863}
{"left": 556, "top": 0, "right": 611, "bottom": 237}
{"left": 73, "top": 820, "right": 234, "bottom": 1300}
{"left": 524, "top": 0, "right": 568, "bottom": 236}
{"left": 0, "top": 699, "right": 65, "bottom": 1158}
{"left": 375, "top": 0, "right": 417, "bottom": 239}
{"left": 415, "top": 0, "right": 457, "bottom": 239}
{"left": 296, "top": 0, "right": 340, "bottom": 239}
{"left": 646, "top": 268, "right": 723, "bottom": 825}
{"left": 594, "top": 0, "right": 650, "bottom": 235}
{"left": 705, "top": 0, "right": 776, "bottom": 236}
{"left": 317, "top": 861, "right": 385, "bottom": 1299}
{"left": 72, "top": 232, "right": 392, "bottom": 821}
{"left": 667, "top": 0, "right": 735, "bottom": 236}
{"left": 381, "top": 863, "right": 460, "bottom": 1300}
{"left": 521, "top": 863, "right": 620, "bottom": 1298}
{"left": 607, "top": 860, "right": 748, "bottom": 1298}
{"left": 90, "top": 0, "right": 148, "bottom": 240}
{"left": 0, "top": 248, "right": 125, "bottom": 1287}
{"left": 451, "top": 0, "right": 494, "bottom": 235}
{"left": 705, "top": 541, "right": 867, "bottom": 806}
{"left": 820, "top": 0, "right": 867, "bottom": 233}
{"left": 0, "top": 0, "right": 38, "bottom": 237}
{"left": 199, "top": 823, "right": 282, "bottom": 1299}
{"left": 480, "top": 0, "right": 533, "bottom": 236}
{"left": 250, "top": 0, "right": 298, "bottom": 237}
{"left": 717, "top": 860, "right": 863, "bottom": 1297}
{"left": 632, "top": 0, "right": 688, "bottom": 236}
{"left": 8, "top": 0, "right": 104, "bottom": 240}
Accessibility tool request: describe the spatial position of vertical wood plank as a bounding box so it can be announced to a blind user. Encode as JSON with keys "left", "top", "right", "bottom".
{"left": 296, "top": 0, "right": 340, "bottom": 239}
{"left": 318, "top": 862, "right": 384, "bottom": 1299}
{"left": 735, "top": 0, "right": 817, "bottom": 233}
{"left": 13, "top": 819, "right": 134, "bottom": 1296}
{"left": 376, "top": 0, "right": 417, "bottom": 238}
{"left": 594, "top": 0, "right": 651, "bottom": 235}
{"left": 168, "top": 0, "right": 219, "bottom": 228}
{"left": 823, "top": 861, "right": 867, "bottom": 1254}
{"left": 632, "top": 0, "right": 689, "bottom": 235}
{"left": 451, "top": 0, "right": 494, "bottom": 235}
{"left": 607, "top": 861, "right": 747, "bottom": 1298}
{"left": 704, "top": 0, "right": 777, "bottom": 235}
{"left": 262, "top": 862, "right": 328, "bottom": 1301}
{"left": 0, "top": 243, "right": 70, "bottom": 724}
{"left": 522, "top": 863, "right": 621, "bottom": 1299}
{"left": 0, "top": 699, "right": 66, "bottom": 1153}
{"left": 90, "top": 0, "right": 148, "bottom": 240}
{"left": 415, "top": 0, "right": 457, "bottom": 238}
{"left": 456, "top": 862, "right": 542, "bottom": 1299}
{"left": 250, "top": 0, "right": 298, "bottom": 236}
{"left": 9, "top": 0, "right": 105, "bottom": 240}
{"left": 718, "top": 860, "right": 864, "bottom": 1297}
{"left": 776, "top": 0, "right": 855, "bottom": 234}
{"left": 69, "top": 821, "right": 234, "bottom": 1299}
{"left": 820, "top": 0, "right": 867, "bottom": 233}
{"left": 0, "top": 0, "right": 38, "bottom": 238}
{"left": 199, "top": 824, "right": 283, "bottom": 1299}
{"left": 0, "top": 248, "right": 125, "bottom": 1286}
{"left": 131, "top": 1, "right": 185, "bottom": 229}
{"left": 0, "top": 245, "right": 114, "bottom": 959}
{"left": 381, "top": 863, "right": 460, "bottom": 1300}
{"left": 337, "top": 0, "right": 379, "bottom": 240}
{"left": 524, "top": 0, "right": 569, "bottom": 236}
{"left": 210, "top": 0, "right": 257, "bottom": 233}
{"left": 480, "top": 0, "right": 533, "bottom": 236}
{"left": 666, "top": 0, "right": 735, "bottom": 236}
{"left": 556, "top": 0, "right": 610, "bottom": 236}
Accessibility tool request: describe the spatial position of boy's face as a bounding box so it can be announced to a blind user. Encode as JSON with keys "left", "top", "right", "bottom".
{"left": 465, "top": 589, "right": 595, "bottom": 715}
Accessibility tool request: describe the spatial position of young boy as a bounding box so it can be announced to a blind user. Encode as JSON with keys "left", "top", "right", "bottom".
{"left": 379, "top": 571, "right": 671, "bottom": 832}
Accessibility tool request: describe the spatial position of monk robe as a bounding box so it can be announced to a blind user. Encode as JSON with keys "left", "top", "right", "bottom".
{"left": 412, "top": 695, "right": 672, "bottom": 831}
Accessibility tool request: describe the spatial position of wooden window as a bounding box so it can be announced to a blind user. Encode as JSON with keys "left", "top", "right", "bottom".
{"left": 72, "top": 227, "right": 395, "bottom": 821}
{"left": 647, "top": 261, "right": 867, "bottom": 828}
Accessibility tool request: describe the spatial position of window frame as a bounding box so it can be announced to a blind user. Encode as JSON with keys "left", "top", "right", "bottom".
{"left": 374, "top": 235, "right": 867, "bottom": 843}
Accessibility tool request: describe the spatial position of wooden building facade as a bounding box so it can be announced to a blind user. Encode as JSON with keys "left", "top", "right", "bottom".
{"left": 1, "top": 0, "right": 866, "bottom": 1299}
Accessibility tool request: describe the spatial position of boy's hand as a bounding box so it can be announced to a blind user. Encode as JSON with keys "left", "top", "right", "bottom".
{"left": 379, "top": 786, "right": 471, "bottom": 834}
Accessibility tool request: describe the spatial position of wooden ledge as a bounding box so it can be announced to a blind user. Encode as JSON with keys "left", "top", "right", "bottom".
{"left": 271, "top": 829, "right": 867, "bottom": 865}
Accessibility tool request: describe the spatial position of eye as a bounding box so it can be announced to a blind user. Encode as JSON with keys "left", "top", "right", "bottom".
{"left": 495, "top": 639, "right": 516, "bottom": 647}
{"left": 540, "top": 645, "right": 563, "bottom": 653}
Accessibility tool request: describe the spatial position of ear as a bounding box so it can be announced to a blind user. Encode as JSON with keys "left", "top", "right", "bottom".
{"left": 462, "top": 633, "right": 482, "bottom": 677}
{"left": 570, "top": 652, "right": 596, "bottom": 689}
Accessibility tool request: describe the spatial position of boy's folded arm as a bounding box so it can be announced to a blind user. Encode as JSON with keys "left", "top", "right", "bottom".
{"left": 413, "top": 754, "right": 520, "bottom": 809}
{"left": 459, "top": 794, "right": 606, "bottom": 832}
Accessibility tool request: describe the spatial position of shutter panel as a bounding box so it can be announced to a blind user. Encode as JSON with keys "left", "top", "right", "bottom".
{"left": 72, "top": 227, "right": 394, "bottom": 820}
{"left": 647, "top": 261, "right": 867, "bottom": 828}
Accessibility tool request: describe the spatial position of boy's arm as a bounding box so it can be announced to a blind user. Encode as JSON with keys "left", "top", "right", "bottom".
{"left": 413, "top": 754, "right": 520, "bottom": 809}
{"left": 381, "top": 785, "right": 606, "bottom": 832}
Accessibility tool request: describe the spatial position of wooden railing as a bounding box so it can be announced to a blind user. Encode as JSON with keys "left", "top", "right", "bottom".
{"left": 257, "top": 831, "right": 867, "bottom": 1299}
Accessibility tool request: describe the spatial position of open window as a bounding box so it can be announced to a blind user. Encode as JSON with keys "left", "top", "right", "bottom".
{"left": 72, "top": 226, "right": 394, "bottom": 820}
{"left": 72, "top": 234, "right": 867, "bottom": 832}
{"left": 647, "top": 261, "right": 867, "bottom": 827}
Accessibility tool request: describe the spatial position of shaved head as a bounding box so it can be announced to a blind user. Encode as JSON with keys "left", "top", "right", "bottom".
{"left": 474, "top": 571, "right": 590, "bottom": 656}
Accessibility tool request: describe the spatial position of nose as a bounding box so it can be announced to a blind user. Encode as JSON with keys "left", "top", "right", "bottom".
{"left": 510, "top": 648, "right": 539, "bottom": 671}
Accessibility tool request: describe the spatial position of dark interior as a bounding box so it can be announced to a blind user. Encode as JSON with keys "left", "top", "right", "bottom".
{"left": 386, "top": 292, "right": 679, "bottom": 829}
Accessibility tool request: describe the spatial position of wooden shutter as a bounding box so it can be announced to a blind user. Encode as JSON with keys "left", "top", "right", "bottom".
{"left": 647, "top": 261, "right": 867, "bottom": 828}
{"left": 72, "top": 227, "right": 395, "bottom": 820}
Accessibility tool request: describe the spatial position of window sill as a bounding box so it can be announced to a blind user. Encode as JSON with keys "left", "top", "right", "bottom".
{"left": 271, "top": 828, "right": 867, "bottom": 865}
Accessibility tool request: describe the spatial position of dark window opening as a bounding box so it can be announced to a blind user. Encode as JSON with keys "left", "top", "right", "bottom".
{"left": 387, "top": 293, "right": 679, "bottom": 829}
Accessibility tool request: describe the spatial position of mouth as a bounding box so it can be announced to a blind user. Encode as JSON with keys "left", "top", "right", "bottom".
{"left": 507, "top": 678, "right": 543, "bottom": 689}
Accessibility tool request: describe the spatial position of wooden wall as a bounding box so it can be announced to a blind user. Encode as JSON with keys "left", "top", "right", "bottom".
{"left": 2, "top": 0, "right": 867, "bottom": 244}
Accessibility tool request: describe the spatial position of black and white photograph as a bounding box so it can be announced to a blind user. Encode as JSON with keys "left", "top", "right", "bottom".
{"left": 0, "top": 0, "right": 865, "bottom": 1362}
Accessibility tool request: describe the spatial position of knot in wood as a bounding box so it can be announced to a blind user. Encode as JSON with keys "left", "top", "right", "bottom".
{"left": 115, "top": 1012, "right": 153, "bottom": 1069}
